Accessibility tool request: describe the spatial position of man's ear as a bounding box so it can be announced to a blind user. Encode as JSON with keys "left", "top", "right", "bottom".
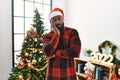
{"left": 50, "top": 20, "right": 52, "bottom": 23}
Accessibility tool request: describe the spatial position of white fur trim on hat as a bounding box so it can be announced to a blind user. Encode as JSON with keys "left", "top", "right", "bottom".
{"left": 49, "top": 11, "right": 63, "bottom": 20}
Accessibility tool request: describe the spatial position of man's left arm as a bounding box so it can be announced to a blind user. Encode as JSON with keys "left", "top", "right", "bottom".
{"left": 55, "top": 29, "right": 81, "bottom": 59}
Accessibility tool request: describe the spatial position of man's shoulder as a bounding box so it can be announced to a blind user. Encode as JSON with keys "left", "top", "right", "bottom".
{"left": 44, "top": 30, "right": 54, "bottom": 37}
{"left": 46, "top": 30, "right": 54, "bottom": 34}
{"left": 64, "top": 26, "right": 78, "bottom": 32}
{"left": 64, "top": 26, "right": 73, "bottom": 30}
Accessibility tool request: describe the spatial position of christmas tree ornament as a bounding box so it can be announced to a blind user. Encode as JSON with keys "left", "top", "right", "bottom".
{"left": 24, "top": 40, "right": 27, "bottom": 43}
{"left": 32, "top": 50, "right": 35, "bottom": 53}
{"left": 19, "top": 75, "right": 23, "bottom": 79}
{"left": 33, "top": 18, "right": 36, "bottom": 22}
{"left": 19, "top": 61, "right": 25, "bottom": 68}
{"left": 39, "top": 37, "right": 43, "bottom": 42}
{"left": 37, "top": 20, "right": 39, "bottom": 22}
{"left": 34, "top": 49, "right": 37, "bottom": 52}
{"left": 40, "top": 43, "right": 43, "bottom": 46}
{"left": 32, "top": 59, "right": 37, "bottom": 64}
{"left": 29, "top": 39, "right": 32, "bottom": 41}
{"left": 24, "top": 36, "right": 29, "bottom": 41}
{"left": 40, "top": 50, "right": 43, "bottom": 54}
{"left": 21, "top": 57, "right": 25, "bottom": 60}
{"left": 25, "top": 52, "right": 29, "bottom": 56}
{"left": 26, "top": 78, "right": 30, "bottom": 80}
{"left": 39, "top": 58, "right": 41, "bottom": 62}
{"left": 28, "top": 62, "right": 32, "bottom": 68}
{"left": 34, "top": 38, "right": 37, "bottom": 42}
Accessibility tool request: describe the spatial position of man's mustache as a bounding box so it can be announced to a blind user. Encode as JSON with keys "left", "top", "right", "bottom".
{"left": 56, "top": 24, "right": 62, "bottom": 27}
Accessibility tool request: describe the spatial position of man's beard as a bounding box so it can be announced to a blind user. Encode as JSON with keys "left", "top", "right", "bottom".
{"left": 56, "top": 23, "right": 65, "bottom": 49}
{"left": 56, "top": 23, "right": 64, "bottom": 35}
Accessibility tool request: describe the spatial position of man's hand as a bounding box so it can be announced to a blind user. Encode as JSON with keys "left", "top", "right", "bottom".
{"left": 51, "top": 20, "right": 60, "bottom": 34}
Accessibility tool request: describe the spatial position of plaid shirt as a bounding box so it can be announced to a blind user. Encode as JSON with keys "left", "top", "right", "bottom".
{"left": 43, "top": 27, "right": 81, "bottom": 80}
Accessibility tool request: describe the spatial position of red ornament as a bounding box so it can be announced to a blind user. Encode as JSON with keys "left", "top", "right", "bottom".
{"left": 24, "top": 36, "right": 29, "bottom": 41}
{"left": 26, "top": 78, "right": 30, "bottom": 80}
{"left": 27, "top": 29, "right": 37, "bottom": 38}
{"left": 39, "top": 37, "right": 43, "bottom": 42}
{"left": 20, "top": 62, "right": 24, "bottom": 66}
{"left": 21, "top": 57, "right": 24, "bottom": 60}
{"left": 19, "top": 61, "right": 25, "bottom": 68}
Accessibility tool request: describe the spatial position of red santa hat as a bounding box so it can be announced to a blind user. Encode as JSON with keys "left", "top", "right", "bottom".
{"left": 49, "top": 7, "right": 64, "bottom": 21}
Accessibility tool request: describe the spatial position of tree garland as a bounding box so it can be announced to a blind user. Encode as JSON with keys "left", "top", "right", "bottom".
{"left": 31, "top": 63, "right": 48, "bottom": 72}
{"left": 98, "top": 40, "right": 120, "bottom": 77}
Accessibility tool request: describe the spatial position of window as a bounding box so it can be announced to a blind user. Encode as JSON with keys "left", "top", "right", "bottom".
{"left": 12, "top": 0, "right": 52, "bottom": 66}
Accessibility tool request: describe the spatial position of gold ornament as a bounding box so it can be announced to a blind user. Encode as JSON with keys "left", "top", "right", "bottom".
{"left": 25, "top": 52, "right": 29, "bottom": 56}
{"left": 28, "top": 62, "right": 32, "bottom": 68}
{"left": 33, "top": 18, "right": 36, "bottom": 22}
{"left": 19, "top": 75, "right": 23, "bottom": 79}
{"left": 40, "top": 50, "right": 43, "bottom": 54}
{"left": 32, "top": 59, "right": 37, "bottom": 64}
{"left": 39, "top": 58, "right": 41, "bottom": 62}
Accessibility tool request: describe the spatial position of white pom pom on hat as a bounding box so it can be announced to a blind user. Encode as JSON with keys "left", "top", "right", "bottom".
{"left": 49, "top": 7, "right": 64, "bottom": 21}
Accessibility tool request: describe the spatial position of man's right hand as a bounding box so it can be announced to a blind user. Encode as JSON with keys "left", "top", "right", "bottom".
{"left": 51, "top": 20, "right": 60, "bottom": 34}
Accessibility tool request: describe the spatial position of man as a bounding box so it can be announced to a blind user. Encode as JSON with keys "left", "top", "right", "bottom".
{"left": 43, "top": 7, "right": 81, "bottom": 80}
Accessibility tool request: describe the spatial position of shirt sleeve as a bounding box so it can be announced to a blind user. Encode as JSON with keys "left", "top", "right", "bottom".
{"left": 43, "top": 33, "right": 60, "bottom": 57}
{"left": 55, "top": 29, "right": 81, "bottom": 59}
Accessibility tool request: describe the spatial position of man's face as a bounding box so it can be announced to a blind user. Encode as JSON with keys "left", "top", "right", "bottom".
{"left": 50, "top": 15, "right": 64, "bottom": 28}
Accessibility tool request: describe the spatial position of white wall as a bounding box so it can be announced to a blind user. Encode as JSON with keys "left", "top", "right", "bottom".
{"left": 53, "top": 0, "right": 120, "bottom": 58}
{"left": 0, "top": 0, "right": 12, "bottom": 80}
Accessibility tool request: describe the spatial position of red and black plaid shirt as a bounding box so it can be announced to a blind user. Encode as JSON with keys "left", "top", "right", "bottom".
{"left": 43, "top": 27, "right": 81, "bottom": 80}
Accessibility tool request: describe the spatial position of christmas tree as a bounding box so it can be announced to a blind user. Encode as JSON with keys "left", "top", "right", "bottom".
{"left": 8, "top": 8, "right": 48, "bottom": 80}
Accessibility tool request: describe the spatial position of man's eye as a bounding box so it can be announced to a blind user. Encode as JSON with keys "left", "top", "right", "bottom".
{"left": 59, "top": 18, "right": 62, "bottom": 20}
{"left": 53, "top": 19, "right": 56, "bottom": 22}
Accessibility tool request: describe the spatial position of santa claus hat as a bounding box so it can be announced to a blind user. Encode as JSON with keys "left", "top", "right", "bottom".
{"left": 49, "top": 7, "right": 64, "bottom": 20}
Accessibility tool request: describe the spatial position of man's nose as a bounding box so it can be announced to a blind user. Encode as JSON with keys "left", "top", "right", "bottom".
{"left": 55, "top": 20, "right": 60, "bottom": 24}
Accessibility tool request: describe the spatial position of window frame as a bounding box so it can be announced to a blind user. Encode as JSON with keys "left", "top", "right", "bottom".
{"left": 12, "top": 0, "right": 52, "bottom": 67}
